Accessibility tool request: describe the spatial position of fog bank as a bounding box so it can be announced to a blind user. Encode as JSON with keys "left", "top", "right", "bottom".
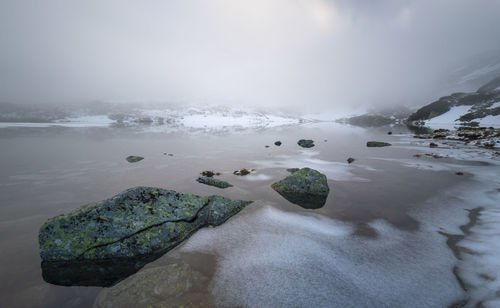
{"left": 1, "top": 0, "right": 500, "bottom": 112}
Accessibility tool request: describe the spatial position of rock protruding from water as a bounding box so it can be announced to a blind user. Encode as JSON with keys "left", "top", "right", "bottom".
{"left": 366, "top": 141, "right": 391, "bottom": 147}
{"left": 297, "top": 139, "right": 315, "bottom": 148}
{"left": 347, "top": 157, "right": 355, "bottom": 164}
{"left": 200, "top": 170, "right": 220, "bottom": 177}
{"left": 274, "top": 141, "right": 282, "bottom": 146}
{"left": 233, "top": 168, "right": 251, "bottom": 176}
{"left": 39, "top": 187, "right": 252, "bottom": 261}
{"left": 126, "top": 156, "right": 144, "bottom": 163}
{"left": 196, "top": 176, "right": 233, "bottom": 189}
{"left": 271, "top": 168, "right": 329, "bottom": 209}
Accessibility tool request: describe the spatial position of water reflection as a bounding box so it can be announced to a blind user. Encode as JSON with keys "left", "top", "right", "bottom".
{"left": 41, "top": 254, "right": 162, "bottom": 287}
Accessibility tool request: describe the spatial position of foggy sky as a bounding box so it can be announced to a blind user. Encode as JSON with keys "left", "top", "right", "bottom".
{"left": 1, "top": 0, "right": 500, "bottom": 112}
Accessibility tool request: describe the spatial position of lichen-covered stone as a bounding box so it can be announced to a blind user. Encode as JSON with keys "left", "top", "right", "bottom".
{"left": 366, "top": 141, "right": 391, "bottom": 147}
{"left": 196, "top": 176, "right": 233, "bottom": 189}
{"left": 39, "top": 187, "right": 252, "bottom": 261}
{"left": 126, "top": 156, "right": 144, "bottom": 163}
{"left": 297, "top": 139, "right": 315, "bottom": 148}
{"left": 271, "top": 168, "right": 329, "bottom": 209}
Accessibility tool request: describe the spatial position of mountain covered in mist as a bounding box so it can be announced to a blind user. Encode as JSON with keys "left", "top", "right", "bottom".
{"left": 0, "top": 102, "right": 305, "bottom": 131}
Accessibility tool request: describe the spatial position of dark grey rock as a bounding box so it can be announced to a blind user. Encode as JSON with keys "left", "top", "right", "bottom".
{"left": 274, "top": 141, "right": 282, "bottom": 146}
{"left": 297, "top": 139, "right": 315, "bottom": 148}
{"left": 196, "top": 176, "right": 232, "bottom": 189}
{"left": 366, "top": 141, "right": 391, "bottom": 147}
{"left": 126, "top": 156, "right": 144, "bottom": 163}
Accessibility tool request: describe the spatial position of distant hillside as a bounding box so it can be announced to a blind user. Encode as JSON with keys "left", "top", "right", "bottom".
{"left": 408, "top": 76, "right": 500, "bottom": 128}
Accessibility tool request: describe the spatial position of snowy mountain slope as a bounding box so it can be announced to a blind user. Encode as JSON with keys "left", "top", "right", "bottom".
{"left": 408, "top": 76, "right": 500, "bottom": 128}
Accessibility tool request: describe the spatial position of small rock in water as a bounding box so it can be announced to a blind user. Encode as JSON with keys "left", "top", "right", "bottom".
{"left": 286, "top": 168, "right": 300, "bottom": 174}
{"left": 168, "top": 153, "right": 174, "bottom": 156}
{"left": 126, "top": 156, "right": 144, "bottom": 163}
{"left": 347, "top": 157, "right": 355, "bottom": 164}
{"left": 200, "top": 170, "right": 219, "bottom": 177}
{"left": 366, "top": 141, "right": 391, "bottom": 147}
{"left": 196, "top": 177, "right": 232, "bottom": 189}
{"left": 274, "top": 141, "right": 282, "bottom": 146}
{"left": 413, "top": 154, "right": 422, "bottom": 158}
{"left": 297, "top": 139, "right": 315, "bottom": 148}
{"left": 456, "top": 172, "right": 464, "bottom": 176}
{"left": 271, "top": 168, "right": 329, "bottom": 209}
{"left": 233, "top": 168, "right": 251, "bottom": 176}
{"left": 388, "top": 131, "right": 393, "bottom": 135}
{"left": 265, "top": 145, "right": 270, "bottom": 148}
{"left": 429, "top": 142, "right": 438, "bottom": 148}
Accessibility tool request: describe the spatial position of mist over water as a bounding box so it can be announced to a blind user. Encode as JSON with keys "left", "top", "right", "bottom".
{"left": 1, "top": 0, "right": 500, "bottom": 112}
{"left": 1, "top": 2, "right": 500, "bottom": 308}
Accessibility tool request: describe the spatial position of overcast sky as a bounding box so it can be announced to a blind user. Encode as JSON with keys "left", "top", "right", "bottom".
{"left": 1, "top": 0, "right": 500, "bottom": 112}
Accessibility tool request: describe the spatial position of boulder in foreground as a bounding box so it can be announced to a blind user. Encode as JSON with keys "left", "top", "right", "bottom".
{"left": 271, "top": 168, "right": 329, "bottom": 209}
{"left": 39, "top": 187, "right": 252, "bottom": 261}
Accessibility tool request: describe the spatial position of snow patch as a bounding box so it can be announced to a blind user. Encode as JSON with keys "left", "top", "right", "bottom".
{"left": 180, "top": 204, "right": 462, "bottom": 307}
{"left": 424, "top": 105, "right": 471, "bottom": 129}
{"left": 478, "top": 114, "right": 500, "bottom": 127}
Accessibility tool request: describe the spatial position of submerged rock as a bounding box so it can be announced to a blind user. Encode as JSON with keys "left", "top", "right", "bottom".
{"left": 366, "top": 141, "right": 391, "bottom": 147}
{"left": 126, "top": 156, "right": 144, "bottom": 163}
{"left": 39, "top": 187, "right": 252, "bottom": 261}
{"left": 274, "top": 141, "right": 282, "bottom": 146}
{"left": 196, "top": 176, "right": 232, "bottom": 189}
{"left": 297, "top": 139, "right": 315, "bottom": 148}
{"left": 94, "top": 263, "right": 212, "bottom": 308}
{"left": 271, "top": 168, "right": 329, "bottom": 209}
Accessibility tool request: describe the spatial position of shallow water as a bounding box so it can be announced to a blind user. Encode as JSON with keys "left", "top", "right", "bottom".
{"left": 0, "top": 122, "right": 498, "bottom": 307}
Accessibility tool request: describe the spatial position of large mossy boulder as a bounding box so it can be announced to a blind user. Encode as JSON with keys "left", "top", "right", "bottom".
{"left": 39, "top": 187, "right": 252, "bottom": 261}
{"left": 271, "top": 168, "right": 329, "bottom": 209}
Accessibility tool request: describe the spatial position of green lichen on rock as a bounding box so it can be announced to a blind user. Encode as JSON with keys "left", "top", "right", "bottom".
{"left": 297, "top": 139, "right": 315, "bottom": 148}
{"left": 39, "top": 187, "right": 252, "bottom": 261}
{"left": 366, "top": 141, "right": 391, "bottom": 147}
{"left": 271, "top": 168, "right": 329, "bottom": 209}
{"left": 196, "top": 176, "right": 232, "bottom": 189}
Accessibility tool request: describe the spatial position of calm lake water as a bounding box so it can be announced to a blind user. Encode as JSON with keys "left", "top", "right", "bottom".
{"left": 0, "top": 122, "right": 496, "bottom": 307}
